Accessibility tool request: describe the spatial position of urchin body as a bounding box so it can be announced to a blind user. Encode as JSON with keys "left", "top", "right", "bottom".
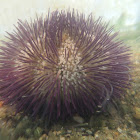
{"left": 0, "top": 10, "right": 130, "bottom": 120}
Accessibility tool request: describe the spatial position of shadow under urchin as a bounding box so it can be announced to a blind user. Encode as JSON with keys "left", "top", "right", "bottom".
{"left": 0, "top": 10, "right": 131, "bottom": 122}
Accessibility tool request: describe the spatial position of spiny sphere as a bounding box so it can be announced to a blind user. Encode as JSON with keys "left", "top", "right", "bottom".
{"left": 0, "top": 10, "right": 130, "bottom": 121}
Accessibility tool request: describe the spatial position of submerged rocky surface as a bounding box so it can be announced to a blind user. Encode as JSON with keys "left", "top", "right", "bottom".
{"left": 0, "top": 31, "right": 140, "bottom": 140}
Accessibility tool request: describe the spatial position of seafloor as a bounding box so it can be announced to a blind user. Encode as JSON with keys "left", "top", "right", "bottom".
{"left": 0, "top": 30, "right": 140, "bottom": 140}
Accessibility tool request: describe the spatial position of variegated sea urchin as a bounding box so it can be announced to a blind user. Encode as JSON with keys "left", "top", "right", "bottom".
{"left": 0, "top": 10, "right": 131, "bottom": 121}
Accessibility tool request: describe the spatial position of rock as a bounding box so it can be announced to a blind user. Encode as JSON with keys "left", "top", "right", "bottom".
{"left": 94, "top": 133, "right": 99, "bottom": 139}
{"left": 133, "top": 107, "right": 140, "bottom": 120}
{"left": 53, "top": 131, "right": 61, "bottom": 136}
{"left": 73, "top": 115, "right": 84, "bottom": 124}
{"left": 48, "top": 131, "right": 58, "bottom": 140}
{"left": 117, "top": 127, "right": 122, "bottom": 133}
{"left": 67, "top": 130, "right": 72, "bottom": 134}
{"left": 80, "top": 128, "right": 86, "bottom": 132}
{"left": 86, "top": 130, "right": 93, "bottom": 135}
{"left": 39, "top": 134, "right": 48, "bottom": 140}
{"left": 60, "top": 136, "right": 65, "bottom": 140}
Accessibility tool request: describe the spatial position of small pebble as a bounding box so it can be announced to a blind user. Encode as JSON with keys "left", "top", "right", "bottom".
{"left": 117, "top": 127, "right": 122, "bottom": 133}
{"left": 133, "top": 107, "right": 140, "bottom": 120}
{"left": 80, "top": 127, "right": 86, "bottom": 132}
{"left": 95, "top": 134, "right": 99, "bottom": 139}
{"left": 73, "top": 115, "right": 84, "bottom": 124}
{"left": 86, "top": 130, "right": 93, "bottom": 135}
{"left": 67, "top": 130, "right": 72, "bottom": 134}
{"left": 60, "top": 136, "right": 65, "bottom": 140}
{"left": 39, "top": 134, "right": 48, "bottom": 140}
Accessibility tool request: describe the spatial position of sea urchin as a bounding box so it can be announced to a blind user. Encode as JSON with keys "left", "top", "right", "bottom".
{"left": 0, "top": 10, "right": 131, "bottom": 121}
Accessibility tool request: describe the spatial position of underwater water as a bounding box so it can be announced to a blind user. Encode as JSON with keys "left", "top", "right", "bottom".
{"left": 0, "top": 0, "right": 140, "bottom": 140}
